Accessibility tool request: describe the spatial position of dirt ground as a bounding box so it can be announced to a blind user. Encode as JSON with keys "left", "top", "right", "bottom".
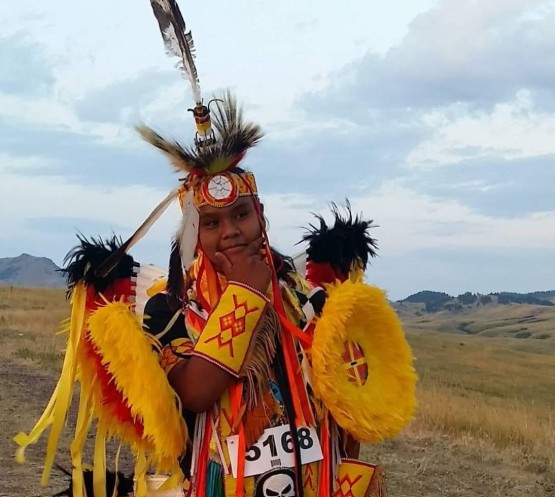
{"left": 1, "top": 357, "right": 554, "bottom": 497}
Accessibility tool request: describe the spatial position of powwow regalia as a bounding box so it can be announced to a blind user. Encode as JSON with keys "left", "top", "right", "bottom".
{"left": 14, "top": 1, "right": 417, "bottom": 496}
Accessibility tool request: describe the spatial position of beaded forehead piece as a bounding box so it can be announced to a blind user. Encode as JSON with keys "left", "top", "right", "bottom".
{"left": 97, "top": 1, "right": 263, "bottom": 279}
{"left": 193, "top": 171, "right": 258, "bottom": 208}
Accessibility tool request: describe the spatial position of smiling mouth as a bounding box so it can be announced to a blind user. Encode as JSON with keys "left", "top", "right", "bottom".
{"left": 221, "top": 244, "right": 246, "bottom": 252}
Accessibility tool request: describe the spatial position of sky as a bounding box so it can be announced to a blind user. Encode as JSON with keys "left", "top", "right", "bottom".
{"left": 1, "top": 0, "right": 555, "bottom": 300}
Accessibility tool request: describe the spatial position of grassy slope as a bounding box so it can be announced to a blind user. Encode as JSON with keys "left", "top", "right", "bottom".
{"left": 398, "top": 302, "right": 555, "bottom": 340}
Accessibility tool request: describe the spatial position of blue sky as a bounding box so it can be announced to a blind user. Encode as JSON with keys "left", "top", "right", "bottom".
{"left": 1, "top": 0, "right": 554, "bottom": 300}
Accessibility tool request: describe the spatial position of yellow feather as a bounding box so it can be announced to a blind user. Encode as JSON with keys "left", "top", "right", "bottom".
{"left": 311, "top": 280, "right": 418, "bottom": 443}
{"left": 87, "top": 301, "right": 187, "bottom": 473}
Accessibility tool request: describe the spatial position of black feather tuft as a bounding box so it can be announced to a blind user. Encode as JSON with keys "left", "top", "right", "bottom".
{"left": 166, "top": 237, "right": 185, "bottom": 308}
{"left": 61, "top": 235, "right": 136, "bottom": 297}
{"left": 136, "top": 92, "right": 263, "bottom": 174}
{"left": 300, "top": 201, "right": 378, "bottom": 276}
{"left": 53, "top": 465, "right": 134, "bottom": 497}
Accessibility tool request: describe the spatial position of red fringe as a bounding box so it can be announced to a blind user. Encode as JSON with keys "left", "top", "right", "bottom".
{"left": 231, "top": 383, "right": 245, "bottom": 497}
{"left": 194, "top": 413, "right": 212, "bottom": 497}
{"left": 317, "top": 416, "right": 331, "bottom": 497}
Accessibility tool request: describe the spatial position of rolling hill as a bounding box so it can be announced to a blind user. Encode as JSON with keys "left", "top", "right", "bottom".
{"left": 394, "top": 290, "right": 555, "bottom": 340}
{"left": 0, "top": 254, "right": 65, "bottom": 288}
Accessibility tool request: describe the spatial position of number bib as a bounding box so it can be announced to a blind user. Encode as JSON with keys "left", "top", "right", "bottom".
{"left": 226, "top": 425, "right": 323, "bottom": 478}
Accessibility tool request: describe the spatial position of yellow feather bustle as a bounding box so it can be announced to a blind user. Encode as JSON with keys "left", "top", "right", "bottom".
{"left": 85, "top": 300, "right": 187, "bottom": 471}
{"left": 311, "top": 278, "right": 417, "bottom": 443}
{"left": 14, "top": 284, "right": 187, "bottom": 497}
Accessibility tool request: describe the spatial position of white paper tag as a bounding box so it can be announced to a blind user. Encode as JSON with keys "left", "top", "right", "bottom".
{"left": 226, "top": 424, "right": 323, "bottom": 478}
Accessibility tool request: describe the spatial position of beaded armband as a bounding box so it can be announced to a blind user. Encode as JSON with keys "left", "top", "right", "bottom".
{"left": 191, "top": 282, "right": 269, "bottom": 377}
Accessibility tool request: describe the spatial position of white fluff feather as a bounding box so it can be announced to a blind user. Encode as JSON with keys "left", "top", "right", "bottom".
{"left": 178, "top": 190, "right": 199, "bottom": 270}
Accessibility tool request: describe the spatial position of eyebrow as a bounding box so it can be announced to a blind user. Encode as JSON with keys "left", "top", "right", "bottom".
{"left": 231, "top": 199, "right": 252, "bottom": 212}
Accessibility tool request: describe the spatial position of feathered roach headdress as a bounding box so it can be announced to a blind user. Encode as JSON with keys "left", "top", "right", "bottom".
{"left": 97, "top": 0, "right": 264, "bottom": 290}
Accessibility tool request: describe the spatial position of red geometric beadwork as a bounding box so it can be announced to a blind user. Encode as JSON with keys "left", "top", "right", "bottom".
{"left": 205, "top": 294, "right": 258, "bottom": 357}
{"left": 341, "top": 341, "right": 369, "bottom": 386}
{"left": 333, "top": 474, "right": 363, "bottom": 497}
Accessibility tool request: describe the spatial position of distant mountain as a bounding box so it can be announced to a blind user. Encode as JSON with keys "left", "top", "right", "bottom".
{"left": 396, "top": 289, "right": 555, "bottom": 314}
{"left": 0, "top": 254, "right": 65, "bottom": 288}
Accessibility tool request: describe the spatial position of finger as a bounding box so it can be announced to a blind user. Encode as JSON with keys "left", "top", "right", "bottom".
{"left": 214, "top": 251, "right": 233, "bottom": 274}
{"left": 246, "top": 236, "right": 264, "bottom": 255}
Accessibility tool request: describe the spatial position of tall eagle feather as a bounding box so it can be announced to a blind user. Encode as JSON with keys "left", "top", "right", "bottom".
{"left": 150, "top": 0, "right": 201, "bottom": 103}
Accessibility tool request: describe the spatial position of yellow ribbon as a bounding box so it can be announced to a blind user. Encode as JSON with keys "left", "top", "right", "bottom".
{"left": 13, "top": 282, "right": 87, "bottom": 487}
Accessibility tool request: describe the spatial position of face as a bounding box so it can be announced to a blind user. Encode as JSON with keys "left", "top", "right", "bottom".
{"left": 198, "top": 195, "right": 264, "bottom": 270}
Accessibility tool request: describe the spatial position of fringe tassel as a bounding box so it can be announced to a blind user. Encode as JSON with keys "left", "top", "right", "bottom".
{"left": 190, "top": 412, "right": 206, "bottom": 492}
{"left": 330, "top": 420, "right": 341, "bottom": 488}
{"left": 206, "top": 460, "right": 224, "bottom": 497}
{"left": 317, "top": 414, "right": 331, "bottom": 497}
{"left": 70, "top": 382, "right": 93, "bottom": 497}
{"left": 134, "top": 451, "right": 148, "bottom": 497}
{"left": 242, "top": 307, "right": 280, "bottom": 411}
{"left": 242, "top": 390, "right": 277, "bottom": 449}
{"left": 273, "top": 345, "right": 304, "bottom": 497}
{"left": 93, "top": 425, "right": 107, "bottom": 497}
{"left": 230, "top": 382, "right": 246, "bottom": 497}
{"left": 13, "top": 283, "right": 87, "bottom": 486}
{"left": 369, "top": 466, "right": 389, "bottom": 497}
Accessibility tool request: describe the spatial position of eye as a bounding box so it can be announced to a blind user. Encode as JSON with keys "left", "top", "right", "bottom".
{"left": 236, "top": 209, "right": 250, "bottom": 220}
{"left": 202, "top": 219, "right": 218, "bottom": 229}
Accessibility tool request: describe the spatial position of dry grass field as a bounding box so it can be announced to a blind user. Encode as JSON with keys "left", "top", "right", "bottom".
{"left": 1, "top": 286, "right": 554, "bottom": 496}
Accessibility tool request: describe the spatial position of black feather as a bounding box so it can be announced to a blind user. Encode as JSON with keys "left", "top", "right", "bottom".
{"left": 53, "top": 465, "right": 134, "bottom": 497}
{"left": 300, "top": 201, "right": 378, "bottom": 276}
{"left": 61, "top": 235, "right": 136, "bottom": 297}
{"left": 166, "top": 237, "right": 185, "bottom": 308}
{"left": 136, "top": 92, "right": 263, "bottom": 174}
{"left": 150, "top": 0, "right": 200, "bottom": 99}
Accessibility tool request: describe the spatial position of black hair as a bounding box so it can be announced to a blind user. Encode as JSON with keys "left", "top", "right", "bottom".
{"left": 270, "top": 246, "right": 297, "bottom": 283}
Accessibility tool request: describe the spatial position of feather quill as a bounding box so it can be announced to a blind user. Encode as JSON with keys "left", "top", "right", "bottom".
{"left": 95, "top": 188, "right": 180, "bottom": 278}
{"left": 150, "top": 0, "right": 201, "bottom": 103}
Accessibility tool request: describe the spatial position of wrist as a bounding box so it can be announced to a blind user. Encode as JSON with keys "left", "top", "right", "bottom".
{"left": 227, "top": 280, "right": 270, "bottom": 301}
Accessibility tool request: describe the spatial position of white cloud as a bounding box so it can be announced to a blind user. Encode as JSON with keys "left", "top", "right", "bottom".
{"left": 0, "top": 168, "right": 182, "bottom": 259}
{"left": 349, "top": 182, "right": 555, "bottom": 255}
{"left": 0, "top": 153, "right": 56, "bottom": 173}
{"left": 305, "top": 0, "right": 555, "bottom": 119}
{"left": 260, "top": 193, "right": 318, "bottom": 251}
{"left": 0, "top": 91, "right": 137, "bottom": 148}
{"left": 407, "top": 91, "right": 555, "bottom": 166}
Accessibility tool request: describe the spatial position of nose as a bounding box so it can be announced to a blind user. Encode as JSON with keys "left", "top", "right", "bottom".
{"left": 220, "top": 218, "right": 240, "bottom": 239}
